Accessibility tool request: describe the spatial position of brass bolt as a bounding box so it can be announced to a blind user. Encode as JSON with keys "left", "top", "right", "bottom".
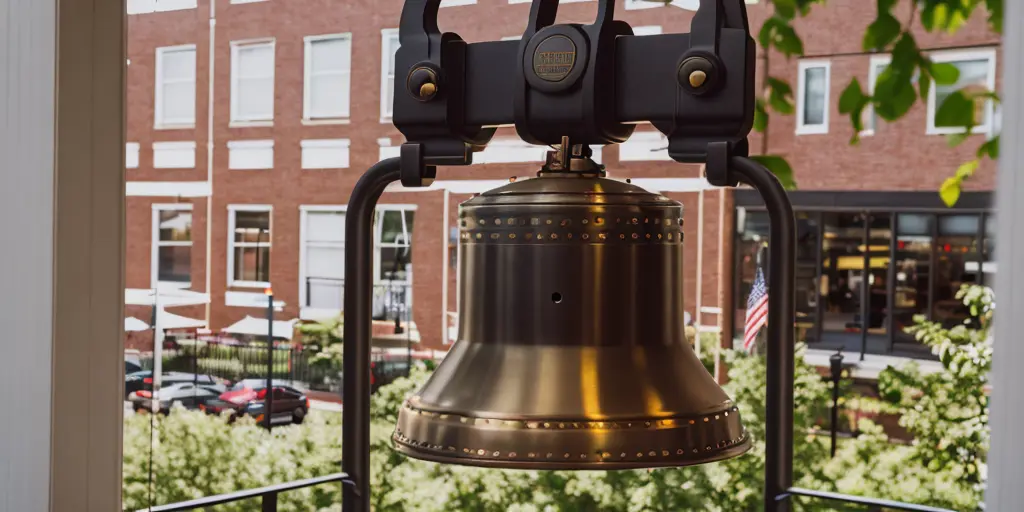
{"left": 419, "top": 82, "right": 437, "bottom": 99}
{"left": 689, "top": 70, "right": 707, "bottom": 88}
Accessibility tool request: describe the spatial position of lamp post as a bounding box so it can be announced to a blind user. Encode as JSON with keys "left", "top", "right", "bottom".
{"left": 265, "top": 287, "right": 274, "bottom": 431}
{"left": 829, "top": 349, "right": 844, "bottom": 458}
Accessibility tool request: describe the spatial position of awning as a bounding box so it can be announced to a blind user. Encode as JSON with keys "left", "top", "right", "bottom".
{"left": 125, "top": 317, "right": 149, "bottom": 332}
{"left": 125, "top": 288, "right": 210, "bottom": 307}
{"left": 223, "top": 316, "right": 298, "bottom": 341}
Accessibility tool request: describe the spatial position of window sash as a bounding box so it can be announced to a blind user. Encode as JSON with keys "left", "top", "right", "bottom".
{"left": 926, "top": 49, "right": 996, "bottom": 135}
{"left": 231, "top": 42, "right": 275, "bottom": 122}
{"left": 380, "top": 31, "right": 400, "bottom": 119}
{"left": 305, "top": 36, "right": 351, "bottom": 119}
{"left": 228, "top": 208, "right": 272, "bottom": 286}
{"left": 156, "top": 46, "right": 196, "bottom": 126}
{"left": 796, "top": 61, "right": 830, "bottom": 134}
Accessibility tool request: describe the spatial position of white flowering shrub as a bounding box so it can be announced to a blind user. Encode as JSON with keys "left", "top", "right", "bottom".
{"left": 124, "top": 287, "right": 991, "bottom": 510}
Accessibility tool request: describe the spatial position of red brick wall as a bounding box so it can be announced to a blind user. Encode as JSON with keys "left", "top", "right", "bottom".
{"left": 125, "top": 0, "right": 999, "bottom": 351}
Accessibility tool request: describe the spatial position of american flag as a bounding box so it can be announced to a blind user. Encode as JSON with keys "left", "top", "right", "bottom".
{"left": 743, "top": 267, "right": 769, "bottom": 353}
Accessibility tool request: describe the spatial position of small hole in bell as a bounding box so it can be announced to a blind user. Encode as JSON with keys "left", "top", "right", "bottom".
{"left": 552, "top": 292, "right": 563, "bottom": 303}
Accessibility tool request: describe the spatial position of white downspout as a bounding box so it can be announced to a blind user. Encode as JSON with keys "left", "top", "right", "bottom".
{"left": 204, "top": 0, "right": 216, "bottom": 324}
{"left": 440, "top": 189, "right": 450, "bottom": 347}
{"left": 694, "top": 188, "right": 705, "bottom": 359}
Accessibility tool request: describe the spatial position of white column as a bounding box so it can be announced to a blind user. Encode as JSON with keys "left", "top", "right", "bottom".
{"left": 985, "top": 3, "right": 1023, "bottom": 509}
{"left": 0, "top": 0, "right": 125, "bottom": 510}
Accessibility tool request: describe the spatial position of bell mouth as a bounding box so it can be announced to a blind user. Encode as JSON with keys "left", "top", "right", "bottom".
{"left": 393, "top": 399, "right": 750, "bottom": 470}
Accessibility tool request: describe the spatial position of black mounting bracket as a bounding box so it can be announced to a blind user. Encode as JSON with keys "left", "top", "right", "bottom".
{"left": 392, "top": 0, "right": 755, "bottom": 185}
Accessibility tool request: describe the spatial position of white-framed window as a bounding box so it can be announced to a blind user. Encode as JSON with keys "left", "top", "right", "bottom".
{"left": 374, "top": 206, "right": 416, "bottom": 322}
{"left": 155, "top": 45, "right": 197, "bottom": 128}
{"left": 380, "top": 29, "right": 401, "bottom": 121}
{"left": 152, "top": 204, "right": 193, "bottom": 289}
{"left": 230, "top": 40, "right": 275, "bottom": 124}
{"left": 375, "top": 206, "right": 415, "bottom": 284}
{"left": 304, "top": 34, "right": 352, "bottom": 122}
{"left": 861, "top": 55, "right": 891, "bottom": 136}
{"left": 441, "top": 0, "right": 476, "bottom": 6}
{"left": 796, "top": 60, "right": 830, "bottom": 135}
{"left": 926, "top": 48, "right": 997, "bottom": 135}
{"left": 299, "top": 207, "right": 346, "bottom": 311}
{"left": 228, "top": 205, "right": 272, "bottom": 288}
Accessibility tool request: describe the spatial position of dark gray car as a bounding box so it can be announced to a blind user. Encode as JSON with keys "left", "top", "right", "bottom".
{"left": 130, "top": 381, "right": 227, "bottom": 414}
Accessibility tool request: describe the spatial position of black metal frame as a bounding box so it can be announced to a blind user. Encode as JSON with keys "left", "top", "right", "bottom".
{"left": 336, "top": 1, "right": 952, "bottom": 511}
{"left": 144, "top": 472, "right": 347, "bottom": 512}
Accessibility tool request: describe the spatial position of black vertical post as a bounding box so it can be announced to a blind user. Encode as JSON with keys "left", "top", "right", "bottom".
{"left": 343, "top": 158, "right": 402, "bottom": 512}
{"left": 814, "top": 213, "right": 824, "bottom": 344}
{"left": 266, "top": 290, "right": 274, "bottom": 431}
{"left": 261, "top": 491, "right": 278, "bottom": 512}
{"left": 888, "top": 213, "right": 898, "bottom": 353}
{"left": 829, "top": 350, "right": 844, "bottom": 458}
{"left": 730, "top": 157, "right": 796, "bottom": 512}
{"left": 860, "top": 213, "right": 870, "bottom": 361}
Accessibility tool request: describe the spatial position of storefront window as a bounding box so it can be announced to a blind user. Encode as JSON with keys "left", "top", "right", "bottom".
{"left": 933, "top": 215, "right": 980, "bottom": 327}
{"left": 820, "top": 213, "right": 866, "bottom": 351}
{"left": 893, "top": 214, "right": 933, "bottom": 347}
{"left": 796, "top": 213, "right": 820, "bottom": 343}
{"left": 865, "top": 213, "right": 892, "bottom": 350}
{"left": 732, "top": 203, "right": 993, "bottom": 357}
{"left": 981, "top": 215, "right": 996, "bottom": 284}
{"left": 733, "top": 210, "right": 769, "bottom": 342}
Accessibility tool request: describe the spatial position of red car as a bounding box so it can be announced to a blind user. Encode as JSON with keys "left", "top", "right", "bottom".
{"left": 204, "top": 380, "right": 310, "bottom": 425}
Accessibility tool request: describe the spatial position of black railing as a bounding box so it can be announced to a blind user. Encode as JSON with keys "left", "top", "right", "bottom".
{"left": 142, "top": 472, "right": 347, "bottom": 512}
{"left": 787, "top": 487, "right": 954, "bottom": 512}
{"left": 304, "top": 277, "right": 412, "bottom": 324}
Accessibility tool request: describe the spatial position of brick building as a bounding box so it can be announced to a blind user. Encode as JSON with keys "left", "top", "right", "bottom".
{"left": 125, "top": 0, "right": 999, "bottom": 364}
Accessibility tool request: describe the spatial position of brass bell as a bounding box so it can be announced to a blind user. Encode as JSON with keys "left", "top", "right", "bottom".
{"left": 393, "top": 173, "right": 750, "bottom": 469}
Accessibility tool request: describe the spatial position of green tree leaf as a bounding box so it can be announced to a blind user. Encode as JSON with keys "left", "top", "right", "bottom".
{"left": 754, "top": 99, "right": 768, "bottom": 132}
{"left": 935, "top": 90, "right": 976, "bottom": 130}
{"left": 838, "top": 78, "right": 868, "bottom": 114}
{"left": 928, "top": 62, "right": 961, "bottom": 86}
{"left": 939, "top": 177, "right": 961, "bottom": 207}
{"left": 751, "top": 155, "right": 797, "bottom": 190}
{"left": 759, "top": 16, "right": 804, "bottom": 57}
{"left": 977, "top": 136, "right": 1000, "bottom": 159}
{"left": 863, "top": 12, "right": 901, "bottom": 51}
{"left": 766, "top": 77, "right": 796, "bottom": 114}
{"left": 955, "top": 159, "right": 980, "bottom": 180}
{"left": 946, "top": 132, "right": 969, "bottom": 148}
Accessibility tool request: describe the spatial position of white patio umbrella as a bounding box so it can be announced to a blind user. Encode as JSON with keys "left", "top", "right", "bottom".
{"left": 223, "top": 316, "right": 298, "bottom": 341}
{"left": 124, "top": 287, "right": 210, "bottom": 399}
{"left": 125, "top": 317, "right": 149, "bottom": 332}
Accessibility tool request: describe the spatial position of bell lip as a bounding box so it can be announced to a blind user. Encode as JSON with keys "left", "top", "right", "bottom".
{"left": 404, "top": 396, "right": 741, "bottom": 424}
{"left": 391, "top": 436, "right": 752, "bottom": 470}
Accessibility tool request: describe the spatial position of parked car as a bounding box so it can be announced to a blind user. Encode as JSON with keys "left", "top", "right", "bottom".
{"left": 125, "top": 350, "right": 143, "bottom": 375}
{"left": 130, "top": 381, "right": 227, "bottom": 414}
{"left": 206, "top": 382, "right": 309, "bottom": 425}
{"left": 125, "top": 371, "right": 229, "bottom": 399}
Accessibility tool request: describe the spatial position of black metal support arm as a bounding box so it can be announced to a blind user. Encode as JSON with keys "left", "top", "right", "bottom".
{"left": 727, "top": 156, "right": 796, "bottom": 511}
{"left": 342, "top": 158, "right": 402, "bottom": 512}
